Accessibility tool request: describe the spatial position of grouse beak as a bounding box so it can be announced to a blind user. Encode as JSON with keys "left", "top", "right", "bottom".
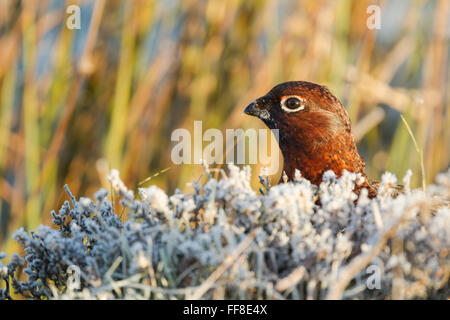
{"left": 244, "top": 101, "right": 259, "bottom": 117}
{"left": 244, "top": 96, "right": 272, "bottom": 121}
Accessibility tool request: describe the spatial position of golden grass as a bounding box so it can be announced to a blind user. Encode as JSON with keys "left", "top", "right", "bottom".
{"left": 0, "top": 0, "right": 449, "bottom": 258}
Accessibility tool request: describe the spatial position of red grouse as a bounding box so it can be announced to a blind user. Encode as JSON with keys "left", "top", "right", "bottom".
{"left": 244, "top": 81, "right": 381, "bottom": 198}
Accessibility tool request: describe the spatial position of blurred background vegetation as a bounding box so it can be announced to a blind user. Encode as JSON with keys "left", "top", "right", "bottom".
{"left": 0, "top": 0, "right": 449, "bottom": 257}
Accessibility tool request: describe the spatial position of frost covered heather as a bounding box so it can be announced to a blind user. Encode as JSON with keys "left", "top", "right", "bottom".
{"left": 1, "top": 165, "right": 449, "bottom": 300}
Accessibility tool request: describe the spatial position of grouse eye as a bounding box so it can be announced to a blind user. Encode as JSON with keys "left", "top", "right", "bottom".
{"left": 286, "top": 98, "right": 301, "bottom": 109}
{"left": 280, "top": 95, "right": 305, "bottom": 113}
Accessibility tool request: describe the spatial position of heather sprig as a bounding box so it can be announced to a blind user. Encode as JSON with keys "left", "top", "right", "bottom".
{"left": 2, "top": 165, "right": 449, "bottom": 300}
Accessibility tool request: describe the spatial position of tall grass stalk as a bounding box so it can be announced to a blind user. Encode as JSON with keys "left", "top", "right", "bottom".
{"left": 400, "top": 114, "right": 426, "bottom": 192}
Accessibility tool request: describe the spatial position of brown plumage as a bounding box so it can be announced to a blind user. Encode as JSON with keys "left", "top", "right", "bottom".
{"left": 244, "top": 81, "right": 399, "bottom": 198}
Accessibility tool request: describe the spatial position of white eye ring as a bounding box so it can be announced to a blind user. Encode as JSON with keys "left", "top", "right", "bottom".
{"left": 280, "top": 95, "right": 306, "bottom": 113}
